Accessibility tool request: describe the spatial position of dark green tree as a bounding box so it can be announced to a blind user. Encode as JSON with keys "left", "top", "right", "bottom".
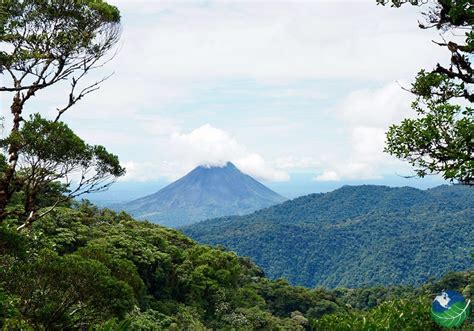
{"left": 1, "top": 250, "right": 135, "bottom": 329}
{"left": 0, "top": 0, "right": 122, "bottom": 221}
{"left": 1, "top": 114, "right": 124, "bottom": 229}
{"left": 380, "top": 0, "right": 473, "bottom": 185}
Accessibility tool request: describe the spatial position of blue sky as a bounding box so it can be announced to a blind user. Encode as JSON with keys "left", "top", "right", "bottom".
{"left": 1, "top": 0, "right": 451, "bottom": 201}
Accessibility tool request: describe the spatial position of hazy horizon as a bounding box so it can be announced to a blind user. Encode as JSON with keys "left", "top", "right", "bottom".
{"left": 88, "top": 164, "right": 447, "bottom": 205}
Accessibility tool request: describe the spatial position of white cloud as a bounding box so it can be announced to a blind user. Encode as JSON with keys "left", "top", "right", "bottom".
{"left": 315, "top": 162, "right": 382, "bottom": 182}
{"left": 1, "top": 1, "right": 447, "bottom": 187}
{"left": 99, "top": 1, "right": 446, "bottom": 184}
{"left": 121, "top": 161, "right": 162, "bottom": 182}
{"left": 234, "top": 154, "right": 289, "bottom": 182}
{"left": 170, "top": 124, "right": 245, "bottom": 167}
{"left": 140, "top": 115, "right": 182, "bottom": 137}
{"left": 109, "top": 1, "right": 447, "bottom": 82}
{"left": 315, "top": 170, "right": 340, "bottom": 181}
{"left": 275, "top": 156, "right": 321, "bottom": 170}
{"left": 351, "top": 126, "right": 388, "bottom": 162}
{"left": 121, "top": 160, "right": 183, "bottom": 182}
{"left": 170, "top": 124, "right": 289, "bottom": 181}
{"left": 65, "top": 0, "right": 449, "bottom": 121}
{"left": 315, "top": 81, "right": 415, "bottom": 181}
{"left": 336, "top": 82, "right": 414, "bottom": 127}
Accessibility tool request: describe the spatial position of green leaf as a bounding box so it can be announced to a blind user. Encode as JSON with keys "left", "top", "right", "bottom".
{"left": 431, "top": 299, "right": 471, "bottom": 328}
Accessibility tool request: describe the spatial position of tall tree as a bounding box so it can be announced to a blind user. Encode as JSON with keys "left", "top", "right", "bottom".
{"left": 380, "top": 0, "right": 473, "bottom": 185}
{"left": 0, "top": 0, "right": 123, "bottom": 222}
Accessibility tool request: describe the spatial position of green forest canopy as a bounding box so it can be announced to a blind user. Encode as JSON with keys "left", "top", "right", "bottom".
{"left": 183, "top": 185, "right": 474, "bottom": 288}
{"left": 0, "top": 202, "right": 472, "bottom": 329}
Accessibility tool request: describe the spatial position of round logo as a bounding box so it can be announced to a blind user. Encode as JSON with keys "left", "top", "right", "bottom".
{"left": 431, "top": 290, "right": 470, "bottom": 328}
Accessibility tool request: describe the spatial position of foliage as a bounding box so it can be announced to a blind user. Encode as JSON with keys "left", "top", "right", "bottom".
{"left": 385, "top": 72, "right": 474, "bottom": 185}
{"left": 0, "top": 114, "right": 125, "bottom": 225}
{"left": 0, "top": 203, "right": 345, "bottom": 329}
{"left": 0, "top": 1, "right": 472, "bottom": 329}
{"left": 313, "top": 270, "right": 474, "bottom": 330}
{"left": 311, "top": 297, "right": 434, "bottom": 331}
{"left": 0, "top": 288, "right": 18, "bottom": 328}
{"left": 0, "top": 0, "right": 122, "bottom": 222}
{"left": 183, "top": 185, "right": 474, "bottom": 288}
{"left": 380, "top": 0, "right": 474, "bottom": 185}
{"left": 0, "top": 0, "right": 120, "bottom": 69}
{"left": 0, "top": 201, "right": 472, "bottom": 329}
{"left": 1, "top": 250, "right": 135, "bottom": 329}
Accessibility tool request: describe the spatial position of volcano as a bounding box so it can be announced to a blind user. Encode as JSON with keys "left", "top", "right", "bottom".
{"left": 116, "top": 162, "right": 286, "bottom": 227}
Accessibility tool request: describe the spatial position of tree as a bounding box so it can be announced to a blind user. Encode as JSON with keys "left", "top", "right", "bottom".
{"left": 380, "top": 0, "right": 473, "bottom": 185}
{"left": 1, "top": 250, "right": 135, "bottom": 329}
{"left": 0, "top": 114, "right": 125, "bottom": 228}
{"left": 0, "top": 0, "right": 122, "bottom": 221}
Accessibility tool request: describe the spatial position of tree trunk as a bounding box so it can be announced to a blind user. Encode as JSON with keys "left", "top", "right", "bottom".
{"left": 0, "top": 92, "right": 23, "bottom": 220}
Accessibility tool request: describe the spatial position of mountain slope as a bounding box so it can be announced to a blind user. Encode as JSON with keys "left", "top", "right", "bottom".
{"left": 116, "top": 162, "right": 286, "bottom": 227}
{"left": 182, "top": 185, "right": 474, "bottom": 288}
{"left": 4, "top": 202, "right": 472, "bottom": 330}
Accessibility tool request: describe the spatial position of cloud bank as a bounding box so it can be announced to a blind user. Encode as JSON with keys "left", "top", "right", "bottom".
{"left": 170, "top": 124, "right": 289, "bottom": 181}
{"left": 314, "top": 82, "right": 415, "bottom": 181}
{"left": 122, "top": 124, "right": 289, "bottom": 182}
{"left": 3, "top": 1, "right": 449, "bottom": 186}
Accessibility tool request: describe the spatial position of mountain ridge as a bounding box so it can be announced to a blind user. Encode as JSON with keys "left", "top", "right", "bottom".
{"left": 182, "top": 184, "right": 474, "bottom": 288}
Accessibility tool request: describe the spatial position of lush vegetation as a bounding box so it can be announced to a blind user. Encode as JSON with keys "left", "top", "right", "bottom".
{"left": 381, "top": 0, "right": 473, "bottom": 185}
{"left": 0, "top": 0, "right": 123, "bottom": 226}
{"left": 0, "top": 1, "right": 472, "bottom": 329}
{"left": 0, "top": 203, "right": 315, "bottom": 329}
{"left": 1, "top": 202, "right": 473, "bottom": 330}
{"left": 183, "top": 185, "right": 474, "bottom": 288}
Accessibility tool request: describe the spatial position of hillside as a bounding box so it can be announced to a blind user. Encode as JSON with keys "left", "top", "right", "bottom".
{"left": 115, "top": 162, "right": 286, "bottom": 227}
{"left": 182, "top": 185, "right": 474, "bottom": 288}
{"left": 2, "top": 202, "right": 472, "bottom": 330}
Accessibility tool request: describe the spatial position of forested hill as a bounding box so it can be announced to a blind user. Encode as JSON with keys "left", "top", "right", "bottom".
{"left": 182, "top": 185, "right": 474, "bottom": 288}
{"left": 2, "top": 202, "right": 472, "bottom": 329}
